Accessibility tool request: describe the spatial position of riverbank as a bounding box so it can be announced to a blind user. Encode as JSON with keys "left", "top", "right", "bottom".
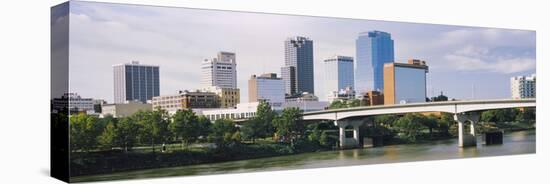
{"left": 71, "top": 126, "right": 536, "bottom": 178}
{"left": 71, "top": 130, "right": 536, "bottom": 183}
{"left": 70, "top": 140, "right": 332, "bottom": 177}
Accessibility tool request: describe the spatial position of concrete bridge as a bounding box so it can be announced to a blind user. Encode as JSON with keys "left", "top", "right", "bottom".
{"left": 302, "top": 99, "right": 536, "bottom": 149}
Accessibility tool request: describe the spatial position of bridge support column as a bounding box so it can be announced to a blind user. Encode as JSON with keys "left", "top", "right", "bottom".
{"left": 337, "top": 120, "right": 345, "bottom": 148}
{"left": 454, "top": 113, "right": 480, "bottom": 148}
{"left": 334, "top": 119, "right": 363, "bottom": 149}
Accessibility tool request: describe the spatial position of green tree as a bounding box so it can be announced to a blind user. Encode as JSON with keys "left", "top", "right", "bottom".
{"left": 209, "top": 119, "right": 239, "bottom": 148}
{"left": 307, "top": 124, "right": 322, "bottom": 144}
{"left": 272, "top": 107, "right": 304, "bottom": 143}
{"left": 69, "top": 114, "right": 103, "bottom": 152}
{"left": 256, "top": 102, "right": 275, "bottom": 136}
{"left": 242, "top": 102, "right": 277, "bottom": 143}
{"left": 374, "top": 114, "right": 399, "bottom": 126}
{"left": 196, "top": 115, "right": 212, "bottom": 141}
{"left": 329, "top": 99, "right": 361, "bottom": 109}
{"left": 115, "top": 117, "right": 139, "bottom": 152}
{"left": 422, "top": 115, "right": 439, "bottom": 137}
{"left": 348, "top": 99, "right": 361, "bottom": 107}
{"left": 481, "top": 110, "right": 498, "bottom": 122}
{"left": 394, "top": 113, "right": 427, "bottom": 142}
{"left": 240, "top": 118, "right": 263, "bottom": 143}
{"left": 134, "top": 111, "right": 153, "bottom": 147}
{"left": 329, "top": 100, "right": 344, "bottom": 109}
{"left": 151, "top": 108, "right": 171, "bottom": 146}
{"left": 437, "top": 113, "right": 453, "bottom": 136}
{"left": 98, "top": 121, "right": 116, "bottom": 150}
{"left": 134, "top": 108, "right": 170, "bottom": 153}
{"left": 319, "top": 131, "right": 331, "bottom": 147}
{"left": 482, "top": 109, "right": 519, "bottom": 123}
{"left": 169, "top": 109, "right": 199, "bottom": 149}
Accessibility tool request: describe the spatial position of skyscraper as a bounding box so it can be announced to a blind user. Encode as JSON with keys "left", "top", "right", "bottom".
{"left": 511, "top": 74, "right": 536, "bottom": 99}
{"left": 324, "top": 55, "right": 354, "bottom": 95}
{"left": 355, "top": 31, "right": 394, "bottom": 94}
{"left": 282, "top": 36, "right": 314, "bottom": 96}
{"left": 113, "top": 61, "right": 160, "bottom": 103}
{"left": 201, "top": 51, "right": 237, "bottom": 89}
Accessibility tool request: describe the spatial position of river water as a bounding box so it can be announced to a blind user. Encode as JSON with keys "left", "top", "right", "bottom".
{"left": 72, "top": 130, "right": 535, "bottom": 182}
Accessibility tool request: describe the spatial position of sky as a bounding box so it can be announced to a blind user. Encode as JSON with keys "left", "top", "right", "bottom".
{"left": 54, "top": 1, "right": 536, "bottom": 103}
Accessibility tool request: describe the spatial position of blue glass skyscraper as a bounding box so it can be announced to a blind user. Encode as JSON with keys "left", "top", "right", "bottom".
{"left": 355, "top": 31, "right": 394, "bottom": 94}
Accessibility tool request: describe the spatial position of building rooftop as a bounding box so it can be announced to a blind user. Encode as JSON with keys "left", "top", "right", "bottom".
{"left": 250, "top": 73, "right": 281, "bottom": 80}
{"left": 385, "top": 59, "right": 429, "bottom": 71}
{"left": 324, "top": 55, "right": 354, "bottom": 62}
{"left": 112, "top": 61, "right": 159, "bottom": 67}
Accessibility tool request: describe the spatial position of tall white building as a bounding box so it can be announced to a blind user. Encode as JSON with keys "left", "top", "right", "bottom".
{"left": 201, "top": 51, "right": 237, "bottom": 89}
{"left": 248, "top": 73, "right": 285, "bottom": 107}
{"left": 324, "top": 55, "right": 354, "bottom": 97}
{"left": 511, "top": 74, "right": 536, "bottom": 99}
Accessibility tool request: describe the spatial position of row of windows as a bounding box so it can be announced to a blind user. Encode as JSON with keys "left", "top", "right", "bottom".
{"left": 222, "top": 91, "right": 239, "bottom": 95}
{"left": 216, "top": 66, "right": 233, "bottom": 69}
{"left": 206, "top": 112, "right": 257, "bottom": 121}
{"left": 155, "top": 104, "right": 182, "bottom": 109}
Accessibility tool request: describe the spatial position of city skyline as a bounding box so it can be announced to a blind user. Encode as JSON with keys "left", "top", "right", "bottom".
{"left": 62, "top": 1, "right": 536, "bottom": 103}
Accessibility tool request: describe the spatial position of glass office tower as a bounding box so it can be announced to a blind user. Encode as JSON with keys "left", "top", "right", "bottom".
{"left": 113, "top": 61, "right": 160, "bottom": 103}
{"left": 324, "top": 55, "right": 354, "bottom": 93}
{"left": 355, "top": 31, "right": 394, "bottom": 94}
{"left": 282, "top": 36, "right": 314, "bottom": 96}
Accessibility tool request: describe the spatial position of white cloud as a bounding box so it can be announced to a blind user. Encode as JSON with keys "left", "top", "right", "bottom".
{"left": 444, "top": 51, "right": 535, "bottom": 74}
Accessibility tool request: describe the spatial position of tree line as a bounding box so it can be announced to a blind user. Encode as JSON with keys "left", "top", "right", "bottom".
{"left": 68, "top": 101, "right": 536, "bottom": 153}
{"left": 69, "top": 102, "right": 324, "bottom": 153}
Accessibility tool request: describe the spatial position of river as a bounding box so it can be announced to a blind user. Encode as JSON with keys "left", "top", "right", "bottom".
{"left": 72, "top": 130, "right": 535, "bottom": 182}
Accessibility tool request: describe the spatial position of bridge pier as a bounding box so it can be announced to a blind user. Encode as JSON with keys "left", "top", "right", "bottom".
{"left": 454, "top": 113, "right": 480, "bottom": 147}
{"left": 334, "top": 119, "right": 363, "bottom": 149}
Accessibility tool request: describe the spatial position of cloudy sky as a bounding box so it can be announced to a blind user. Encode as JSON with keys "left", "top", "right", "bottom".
{"left": 56, "top": 1, "right": 536, "bottom": 102}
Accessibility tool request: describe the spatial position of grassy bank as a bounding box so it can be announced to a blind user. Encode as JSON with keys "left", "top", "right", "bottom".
{"left": 70, "top": 140, "right": 330, "bottom": 177}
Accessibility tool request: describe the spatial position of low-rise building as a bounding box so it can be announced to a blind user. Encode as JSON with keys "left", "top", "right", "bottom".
{"left": 202, "top": 86, "right": 240, "bottom": 108}
{"left": 201, "top": 102, "right": 260, "bottom": 122}
{"left": 359, "top": 90, "right": 384, "bottom": 106}
{"left": 92, "top": 99, "right": 107, "bottom": 114}
{"left": 327, "top": 86, "right": 356, "bottom": 103}
{"left": 285, "top": 92, "right": 319, "bottom": 102}
{"left": 200, "top": 101, "right": 329, "bottom": 122}
{"left": 152, "top": 90, "right": 220, "bottom": 114}
{"left": 51, "top": 93, "right": 96, "bottom": 114}
{"left": 281, "top": 101, "right": 329, "bottom": 112}
{"left": 101, "top": 101, "right": 152, "bottom": 118}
